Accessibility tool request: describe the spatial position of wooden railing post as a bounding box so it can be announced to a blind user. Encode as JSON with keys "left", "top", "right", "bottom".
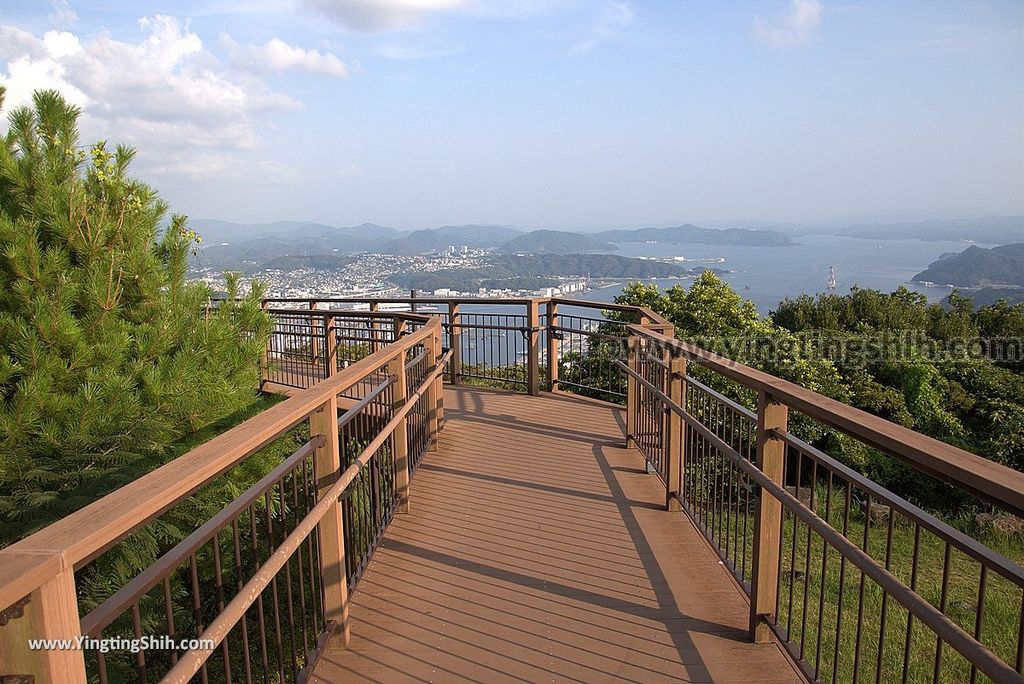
{"left": 388, "top": 351, "right": 411, "bottom": 513}
{"left": 448, "top": 301, "right": 461, "bottom": 384}
{"left": 0, "top": 567, "right": 87, "bottom": 683}
{"left": 546, "top": 300, "right": 559, "bottom": 391}
{"left": 526, "top": 299, "right": 540, "bottom": 396}
{"left": 310, "top": 395, "right": 350, "bottom": 647}
{"left": 625, "top": 334, "right": 639, "bottom": 449}
{"left": 369, "top": 301, "right": 381, "bottom": 354}
{"left": 426, "top": 329, "right": 440, "bottom": 452}
{"left": 260, "top": 300, "right": 271, "bottom": 389}
{"left": 324, "top": 313, "right": 337, "bottom": 378}
{"left": 750, "top": 390, "right": 788, "bottom": 643}
{"left": 309, "top": 300, "right": 320, "bottom": 368}
{"left": 433, "top": 328, "right": 445, "bottom": 429}
{"left": 664, "top": 353, "right": 686, "bottom": 512}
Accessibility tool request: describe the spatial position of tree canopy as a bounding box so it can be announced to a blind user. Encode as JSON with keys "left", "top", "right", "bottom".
{"left": 614, "top": 272, "right": 1024, "bottom": 513}
{"left": 0, "top": 88, "right": 272, "bottom": 542}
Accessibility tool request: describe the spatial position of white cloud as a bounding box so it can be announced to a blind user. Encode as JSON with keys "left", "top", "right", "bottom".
{"left": 302, "top": 0, "right": 467, "bottom": 31}
{"left": 49, "top": 0, "right": 78, "bottom": 28}
{"left": 372, "top": 41, "right": 459, "bottom": 60}
{"left": 0, "top": 16, "right": 315, "bottom": 181}
{"left": 302, "top": 0, "right": 561, "bottom": 31}
{"left": 571, "top": 0, "right": 633, "bottom": 53}
{"left": 221, "top": 35, "right": 349, "bottom": 78}
{"left": 754, "top": 0, "right": 822, "bottom": 48}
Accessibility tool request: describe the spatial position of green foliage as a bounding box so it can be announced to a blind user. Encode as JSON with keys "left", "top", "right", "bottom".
{"left": 393, "top": 252, "right": 690, "bottom": 292}
{"left": 613, "top": 271, "right": 1024, "bottom": 514}
{"left": 0, "top": 90, "right": 273, "bottom": 544}
{"left": 617, "top": 273, "right": 848, "bottom": 434}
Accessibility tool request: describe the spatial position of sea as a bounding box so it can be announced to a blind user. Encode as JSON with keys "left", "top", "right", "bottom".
{"left": 577, "top": 234, "right": 982, "bottom": 314}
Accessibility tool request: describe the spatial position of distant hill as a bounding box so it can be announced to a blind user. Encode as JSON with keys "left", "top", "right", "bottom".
{"left": 339, "top": 223, "right": 399, "bottom": 242}
{"left": 189, "top": 219, "right": 401, "bottom": 247}
{"left": 595, "top": 224, "right": 795, "bottom": 247}
{"left": 947, "top": 288, "right": 1024, "bottom": 308}
{"left": 504, "top": 253, "right": 696, "bottom": 278}
{"left": 261, "top": 254, "right": 355, "bottom": 271}
{"left": 391, "top": 253, "right": 702, "bottom": 292}
{"left": 838, "top": 217, "right": 1024, "bottom": 244}
{"left": 385, "top": 225, "right": 522, "bottom": 254}
{"left": 499, "top": 230, "right": 614, "bottom": 254}
{"left": 912, "top": 243, "right": 1024, "bottom": 287}
{"left": 196, "top": 236, "right": 326, "bottom": 270}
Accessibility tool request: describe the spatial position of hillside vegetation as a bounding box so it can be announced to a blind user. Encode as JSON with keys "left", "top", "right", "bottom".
{"left": 913, "top": 243, "right": 1024, "bottom": 287}
{"left": 392, "top": 253, "right": 703, "bottom": 291}
{"left": 499, "top": 229, "right": 614, "bottom": 254}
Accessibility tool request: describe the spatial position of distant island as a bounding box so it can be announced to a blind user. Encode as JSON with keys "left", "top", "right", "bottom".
{"left": 391, "top": 253, "right": 711, "bottom": 292}
{"left": 594, "top": 224, "right": 795, "bottom": 247}
{"left": 838, "top": 216, "right": 1024, "bottom": 244}
{"left": 912, "top": 243, "right": 1024, "bottom": 287}
{"left": 499, "top": 230, "right": 614, "bottom": 254}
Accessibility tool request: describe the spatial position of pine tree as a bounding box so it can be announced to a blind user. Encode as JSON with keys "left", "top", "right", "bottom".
{"left": 0, "top": 87, "right": 273, "bottom": 542}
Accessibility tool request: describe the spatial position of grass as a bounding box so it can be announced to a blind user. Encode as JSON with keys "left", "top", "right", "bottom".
{"left": 688, "top": 469, "right": 1024, "bottom": 684}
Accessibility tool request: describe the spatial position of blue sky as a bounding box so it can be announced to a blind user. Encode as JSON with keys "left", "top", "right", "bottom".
{"left": 1, "top": 1, "right": 1022, "bottom": 229}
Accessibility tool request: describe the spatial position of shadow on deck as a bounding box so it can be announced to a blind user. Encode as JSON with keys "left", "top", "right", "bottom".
{"left": 312, "top": 386, "right": 800, "bottom": 683}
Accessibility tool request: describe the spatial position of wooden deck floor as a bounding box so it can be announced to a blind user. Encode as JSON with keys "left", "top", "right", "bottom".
{"left": 311, "top": 386, "right": 800, "bottom": 683}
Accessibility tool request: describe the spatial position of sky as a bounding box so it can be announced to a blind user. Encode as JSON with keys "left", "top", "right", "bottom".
{"left": 1, "top": 0, "right": 1022, "bottom": 230}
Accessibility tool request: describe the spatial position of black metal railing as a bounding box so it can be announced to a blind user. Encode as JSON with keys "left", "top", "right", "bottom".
{"left": 620, "top": 327, "right": 1024, "bottom": 684}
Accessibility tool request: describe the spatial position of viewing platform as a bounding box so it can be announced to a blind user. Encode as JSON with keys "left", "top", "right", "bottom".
{"left": 1, "top": 296, "right": 1022, "bottom": 684}
{"left": 312, "top": 386, "right": 798, "bottom": 683}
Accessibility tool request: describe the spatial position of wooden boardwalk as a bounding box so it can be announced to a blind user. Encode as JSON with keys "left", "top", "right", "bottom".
{"left": 311, "top": 386, "right": 800, "bottom": 683}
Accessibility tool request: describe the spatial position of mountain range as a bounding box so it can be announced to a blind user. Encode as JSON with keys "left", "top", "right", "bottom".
{"left": 189, "top": 219, "right": 794, "bottom": 270}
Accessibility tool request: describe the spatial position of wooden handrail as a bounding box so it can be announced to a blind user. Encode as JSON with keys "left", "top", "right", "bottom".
{"left": 618, "top": 346, "right": 1024, "bottom": 682}
{"left": 161, "top": 347, "right": 453, "bottom": 683}
{"left": 629, "top": 324, "right": 1024, "bottom": 518}
{"left": 259, "top": 296, "right": 548, "bottom": 306}
{"left": 261, "top": 307, "right": 428, "bottom": 321}
{"left": 677, "top": 401, "right": 1023, "bottom": 684}
{"left": 0, "top": 315, "right": 440, "bottom": 612}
